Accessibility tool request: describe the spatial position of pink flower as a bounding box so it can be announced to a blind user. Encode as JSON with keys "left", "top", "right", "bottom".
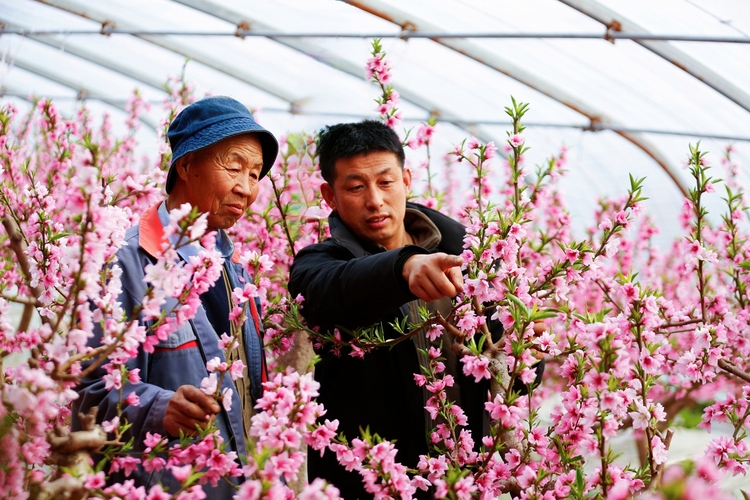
{"left": 651, "top": 435, "right": 668, "bottom": 465}
{"left": 306, "top": 419, "right": 338, "bottom": 452}
{"left": 171, "top": 464, "right": 192, "bottom": 483}
{"left": 103, "top": 369, "right": 122, "bottom": 391}
{"left": 144, "top": 432, "right": 164, "bottom": 451}
{"left": 125, "top": 391, "right": 140, "bottom": 406}
{"left": 461, "top": 355, "right": 491, "bottom": 381}
{"left": 425, "top": 324, "right": 444, "bottom": 342}
{"left": 454, "top": 475, "right": 477, "bottom": 500}
{"left": 449, "top": 404, "right": 468, "bottom": 426}
{"left": 229, "top": 359, "right": 245, "bottom": 381}
{"left": 206, "top": 357, "right": 227, "bottom": 373}
{"left": 218, "top": 333, "right": 238, "bottom": 350}
{"left": 84, "top": 471, "right": 106, "bottom": 489}
{"left": 299, "top": 478, "right": 341, "bottom": 500}
{"left": 565, "top": 247, "right": 579, "bottom": 262}
{"left": 109, "top": 456, "right": 140, "bottom": 477}
{"left": 508, "top": 134, "right": 525, "bottom": 148}
{"left": 146, "top": 485, "right": 172, "bottom": 500}
{"left": 485, "top": 141, "right": 497, "bottom": 159}
{"left": 102, "top": 416, "right": 119, "bottom": 433}
{"left": 234, "top": 479, "right": 263, "bottom": 499}
{"left": 200, "top": 373, "right": 218, "bottom": 396}
{"left": 221, "top": 387, "right": 233, "bottom": 411}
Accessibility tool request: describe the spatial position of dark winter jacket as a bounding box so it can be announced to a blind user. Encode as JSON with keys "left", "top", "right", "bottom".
{"left": 288, "top": 202, "right": 490, "bottom": 499}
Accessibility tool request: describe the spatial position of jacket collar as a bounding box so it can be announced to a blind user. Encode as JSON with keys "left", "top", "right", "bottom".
{"left": 139, "top": 202, "right": 241, "bottom": 263}
{"left": 328, "top": 213, "right": 370, "bottom": 258}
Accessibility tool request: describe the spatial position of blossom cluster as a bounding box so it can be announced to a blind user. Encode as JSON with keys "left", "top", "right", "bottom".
{"left": 367, "top": 39, "right": 402, "bottom": 129}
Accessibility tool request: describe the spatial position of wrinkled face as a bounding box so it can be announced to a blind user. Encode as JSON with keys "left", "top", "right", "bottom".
{"left": 177, "top": 134, "right": 264, "bottom": 230}
{"left": 321, "top": 151, "right": 411, "bottom": 251}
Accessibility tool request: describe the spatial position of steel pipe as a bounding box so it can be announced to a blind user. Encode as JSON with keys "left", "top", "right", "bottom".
{"left": 1, "top": 28, "right": 748, "bottom": 43}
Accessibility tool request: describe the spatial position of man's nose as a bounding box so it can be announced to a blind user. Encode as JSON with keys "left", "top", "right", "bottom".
{"left": 234, "top": 174, "right": 254, "bottom": 197}
{"left": 365, "top": 186, "right": 384, "bottom": 208}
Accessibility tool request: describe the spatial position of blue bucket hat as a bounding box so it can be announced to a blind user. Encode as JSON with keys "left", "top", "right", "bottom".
{"left": 166, "top": 96, "right": 279, "bottom": 193}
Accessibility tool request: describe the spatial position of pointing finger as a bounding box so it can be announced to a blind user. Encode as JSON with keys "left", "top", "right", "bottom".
{"left": 445, "top": 267, "right": 464, "bottom": 294}
{"left": 434, "top": 253, "right": 464, "bottom": 271}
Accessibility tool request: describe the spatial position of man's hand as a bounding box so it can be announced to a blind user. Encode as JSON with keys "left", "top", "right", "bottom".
{"left": 402, "top": 253, "right": 464, "bottom": 302}
{"left": 164, "top": 385, "right": 221, "bottom": 438}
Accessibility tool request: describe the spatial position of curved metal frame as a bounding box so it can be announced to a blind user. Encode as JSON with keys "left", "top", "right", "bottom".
{"left": 344, "top": 0, "right": 690, "bottom": 197}
{"left": 559, "top": 0, "right": 750, "bottom": 113}
{"left": 34, "top": 0, "right": 301, "bottom": 105}
{"left": 169, "top": 0, "right": 498, "bottom": 144}
{"left": 4, "top": 55, "right": 159, "bottom": 129}
{"left": 6, "top": 0, "right": 749, "bottom": 197}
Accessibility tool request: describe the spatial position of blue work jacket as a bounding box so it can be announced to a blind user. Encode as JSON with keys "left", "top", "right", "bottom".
{"left": 73, "top": 202, "right": 267, "bottom": 498}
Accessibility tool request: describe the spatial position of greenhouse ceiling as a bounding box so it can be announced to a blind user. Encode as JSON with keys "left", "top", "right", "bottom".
{"left": 1, "top": 0, "right": 749, "bottom": 244}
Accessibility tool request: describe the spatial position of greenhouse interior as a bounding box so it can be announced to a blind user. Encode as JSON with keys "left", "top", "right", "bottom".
{"left": 2, "top": 0, "right": 750, "bottom": 499}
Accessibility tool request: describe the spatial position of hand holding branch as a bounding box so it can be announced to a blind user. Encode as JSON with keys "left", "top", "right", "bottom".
{"left": 164, "top": 385, "right": 221, "bottom": 437}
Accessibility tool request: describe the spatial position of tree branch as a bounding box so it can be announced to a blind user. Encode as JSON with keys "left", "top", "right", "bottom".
{"left": 2, "top": 216, "right": 44, "bottom": 332}
{"left": 718, "top": 359, "right": 750, "bottom": 384}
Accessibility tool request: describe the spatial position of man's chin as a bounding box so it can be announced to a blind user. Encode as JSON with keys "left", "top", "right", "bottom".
{"left": 207, "top": 217, "right": 238, "bottom": 232}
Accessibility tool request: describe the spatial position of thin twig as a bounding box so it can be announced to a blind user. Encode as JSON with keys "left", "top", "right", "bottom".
{"left": 648, "top": 429, "right": 674, "bottom": 490}
{"left": 661, "top": 318, "right": 703, "bottom": 328}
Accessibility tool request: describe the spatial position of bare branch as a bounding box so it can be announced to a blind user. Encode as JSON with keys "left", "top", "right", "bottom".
{"left": 2, "top": 216, "right": 44, "bottom": 332}
{"left": 718, "top": 359, "right": 750, "bottom": 384}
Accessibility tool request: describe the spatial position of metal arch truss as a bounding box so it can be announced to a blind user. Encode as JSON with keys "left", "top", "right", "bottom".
{"left": 5, "top": 0, "right": 746, "bottom": 196}
{"left": 1, "top": 90, "right": 748, "bottom": 144}
{"left": 33, "top": 0, "right": 301, "bottom": 106}
{"left": 27, "top": 0, "right": 498, "bottom": 144}
{"left": 344, "top": 0, "right": 691, "bottom": 197}
{"left": 2, "top": 57, "right": 160, "bottom": 130}
{"left": 168, "top": 0, "right": 498, "bottom": 144}
{"left": 2, "top": 28, "right": 750, "bottom": 44}
{"left": 559, "top": 0, "right": 750, "bottom": 114}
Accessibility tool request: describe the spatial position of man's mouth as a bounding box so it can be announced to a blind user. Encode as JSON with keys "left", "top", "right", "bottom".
{"left": 226, "top": 204, "right": 244, "bottom": 215}
{"left": 366, "top": 215, "right": 389, "bottom": 226}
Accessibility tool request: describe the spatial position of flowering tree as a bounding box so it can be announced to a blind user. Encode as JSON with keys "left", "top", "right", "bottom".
{"left": 1, "top": 38, "right": 749, "bottom": 500}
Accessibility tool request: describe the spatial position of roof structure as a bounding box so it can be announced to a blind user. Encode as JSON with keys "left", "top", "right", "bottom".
{"left": 2, "top": 0, "right": 749, "bottom": 244}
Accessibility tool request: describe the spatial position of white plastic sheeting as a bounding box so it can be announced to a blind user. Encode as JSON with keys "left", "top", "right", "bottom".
{"left": 1, "top": 0, "right": 749, "bottom": 243}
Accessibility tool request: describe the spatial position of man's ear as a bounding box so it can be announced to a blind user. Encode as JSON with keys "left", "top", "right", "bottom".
{"left": 321, "top": 182, "right": 336, "bottom": 212}
{"left": 402, "top": 167, "right": 412, "bottom": 192}
{"left": 175, "top": 154, "right": 193, "bottom": 182}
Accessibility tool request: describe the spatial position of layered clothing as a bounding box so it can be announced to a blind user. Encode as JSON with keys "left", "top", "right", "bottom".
{"left": 73, "top": 202, "right": 267, "bottom": 497}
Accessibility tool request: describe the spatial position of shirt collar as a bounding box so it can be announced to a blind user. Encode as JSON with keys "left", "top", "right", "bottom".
{"left": 156, "top": 201, "right": 236, "bottom": 260}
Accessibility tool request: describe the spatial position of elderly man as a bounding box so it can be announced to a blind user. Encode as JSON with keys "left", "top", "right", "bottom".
{"left": 288, "top": 120, "right": 495, "bottom": 499}
{"left": 74, "top": 96, "right": 278, "bottom": 497}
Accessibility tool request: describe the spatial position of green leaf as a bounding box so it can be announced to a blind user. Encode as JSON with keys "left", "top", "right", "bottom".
{"left": 505, "top": 293, "right": 530, "bottom": 318}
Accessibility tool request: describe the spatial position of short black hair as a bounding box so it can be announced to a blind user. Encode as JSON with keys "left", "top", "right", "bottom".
{"left": 317, "top": 120, "right": 405, "bottom": 184}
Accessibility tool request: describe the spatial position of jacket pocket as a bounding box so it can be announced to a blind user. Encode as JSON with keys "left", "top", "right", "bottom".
{"left": 147, "top": 322, "right": 206, "bottom": 390}
{"left": 152, "top": 321, "right": 197, "bottom": 350}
